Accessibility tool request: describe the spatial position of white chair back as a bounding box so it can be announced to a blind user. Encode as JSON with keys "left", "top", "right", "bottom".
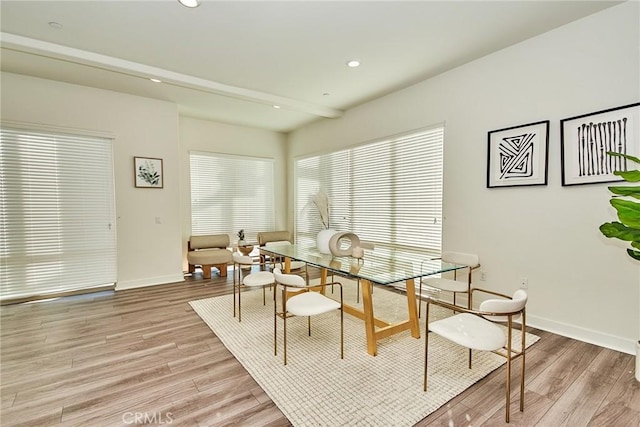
{"left": 265, "top": 240, "right": 292, "bottom": 247}
{"left": 273, "top": 267, "right": 306, "bottom": 287}
{"left": 441, "top": 251, "right": 480, "bottom": 268}
{"left": 479, "top": 289, "right": 527, "bottom": 322}
{"left": 233, "top": 253, "right": 253, "bottom": 265}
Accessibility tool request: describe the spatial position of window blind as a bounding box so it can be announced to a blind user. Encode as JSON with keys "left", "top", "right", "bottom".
{"left": 0, "top": 126, "right": 117, "bottom": 303}
{"left": 295, "top": 126, "right": 444, "bottom": 253}
{"left": 190, "top": 151, "right": 275, "bottom": 242}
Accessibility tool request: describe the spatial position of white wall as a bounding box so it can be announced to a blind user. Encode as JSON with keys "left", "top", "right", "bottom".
{"left": 0, "top": 72, "right": 184, "bottom": 290}
{"left": 288, "top": 2, "right": 640, "bottom": 354}
{"left": 178, "top": 117, "right": 287, "bottom": 270}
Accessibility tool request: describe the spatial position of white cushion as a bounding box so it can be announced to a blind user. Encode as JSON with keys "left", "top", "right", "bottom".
{"left": 429, "top": 313, "right": 505, "bottom": 351}
{"left": 243, "top": 271, "right": 275, "bottom": 287}
{"left": 441, "top": 251, "right": 480, "bottom": 268}
{"left": 265, "top": 240, "right": 292, "bottom": 247}
{"left": 287, "top": 292, "right": 341, "bottom": 317}
{"left": 288, "top": 260, "right": 306, "bottom": 270}
{"left": 273, "top": 268, "right": 306, "bottom": 287}
{"left": 233, "top": 253, "right": 253, "bottom": 265}
{"left": 187, "top": 248, "right": 232, "bottom": 264}
{"left": 480, "top": 289, "right": 528, "bottom": 322}
{"left": 421, "top": 277, "right": 468, "bottom": 293}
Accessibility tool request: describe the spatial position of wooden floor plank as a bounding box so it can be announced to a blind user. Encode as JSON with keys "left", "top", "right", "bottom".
{"left": 1, "top": 272, "right": 639, "bottom": 426}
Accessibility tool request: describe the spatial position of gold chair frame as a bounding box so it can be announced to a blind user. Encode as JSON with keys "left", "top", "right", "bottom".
{"left": 424, "top": 287, "right": 527, "bottom": 423}
{"left": 274, "top": 279, "right": 344, "bottom": 365}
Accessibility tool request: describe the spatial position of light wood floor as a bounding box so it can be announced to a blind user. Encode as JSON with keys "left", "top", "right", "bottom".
{"left": 1, "top": 270, "right": 639, "bottom": 426}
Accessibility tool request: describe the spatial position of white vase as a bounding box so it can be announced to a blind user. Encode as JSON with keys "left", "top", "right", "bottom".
{"left": 316, "top": 229, "right": 337, "bottom": 254}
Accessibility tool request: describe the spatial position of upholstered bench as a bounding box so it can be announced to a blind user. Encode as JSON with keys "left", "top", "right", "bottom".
{"left": 187, "top": 234, "right": 233, "bottom": 279}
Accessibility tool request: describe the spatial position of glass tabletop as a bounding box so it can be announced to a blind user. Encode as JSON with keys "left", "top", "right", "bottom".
{"left": 262, "top": 243, "right": 465, "bottom": 285}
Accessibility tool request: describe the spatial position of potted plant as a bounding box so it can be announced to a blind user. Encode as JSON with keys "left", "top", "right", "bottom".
{"left": 599, "top": 151, "right": 640, "bottom": 381}
{"left": 237, "top": 229, "right": 246, "bottom": 246}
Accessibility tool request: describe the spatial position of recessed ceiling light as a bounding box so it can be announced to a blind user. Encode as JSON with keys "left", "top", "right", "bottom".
{"left": 48, "top": 21, "right": 63, "bottom": 30}
{"left": 150, "top": 78, "right": 162, "bottom": 83}
{"left": 323, "top": 92, "right": 331, "bottom": 96}
{"left": 178, "top": 0, "right": 200, "bottom": 8}
{"left": 273, "top": 105, "right": 281, "bottom": 109}
{"left": 346, "top": 60, "right": 360, "bottom": 68}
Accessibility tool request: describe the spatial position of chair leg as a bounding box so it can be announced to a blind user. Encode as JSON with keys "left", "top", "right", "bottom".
{"left": 238, "top": 283, "right": 242, "bottom": 322}
{"left": 340, "top": 285, "right": 344, "bottom": 359}
{"left": 505, "top": 317, "right": 514, "bottom": 423}
{"left": 273, "top": 291, "right": 278, "bottom": 356}
{"left": 418, "top": 281, "right": 423, "bottom": 318}
{"left": 423, "top": 300, "right": 431, "bottom": 391}
{"left": 283, "top": 308, "right": 288, "bottom": 365}
{"left": 233, "top": 266, "right": 237, "bottom": 318}
{"left": 520, "top": 311, "right": 527, "bottom": 413}
{"left": 308, "top": 316, "right": 311, "bottom": 336}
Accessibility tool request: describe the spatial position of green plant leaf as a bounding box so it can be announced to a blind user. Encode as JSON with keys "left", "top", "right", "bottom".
{"left": 627, "top": 248, "right": 640, "bottom": 261}
{"left": 599, "top": 221, "right": 640, "bottom": 241}
{"left": 610, "top": 199, "right": 640, "bottom": 229}
{"left": 607, "top": 151, "right": 640, "bottom": 165}
{"left": 614, "top": 170, "right": 640, "bottom": 182}
{"left": 609, "top": 186, "right": 640, "bottom": 199}
{"left": 632, "top": 241, "right": 640, "bottom": 250}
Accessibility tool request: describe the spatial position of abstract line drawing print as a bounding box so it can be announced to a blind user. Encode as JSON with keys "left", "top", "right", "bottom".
{"left": 498, "top": 133, "right": 535, "bottom": 180}
{"left": 576, "top": 117, "right": 628, "bottom": 177}
{"left": 487, "top": 120, "right": 549, "bottom": 188}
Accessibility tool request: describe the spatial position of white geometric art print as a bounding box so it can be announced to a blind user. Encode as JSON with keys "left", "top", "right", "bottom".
{"left": 487, "top": 120, "right": 549, "bottom": 188}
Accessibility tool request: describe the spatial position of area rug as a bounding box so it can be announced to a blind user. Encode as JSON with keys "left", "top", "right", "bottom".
{"left": 190, "top": 280, "right": 539, "bottom": 427}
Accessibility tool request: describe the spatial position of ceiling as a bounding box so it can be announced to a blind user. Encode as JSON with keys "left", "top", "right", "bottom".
{"left": 0, "top": 1, "right": 622, "bottom": 133}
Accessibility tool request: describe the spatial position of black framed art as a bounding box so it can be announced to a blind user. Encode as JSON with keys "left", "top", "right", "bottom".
{"left": 487, "top": 120, "right": 549, "bottom": 188}
{"left": 134, "top": 156, "right": 163, "bottom": 188}
{"left": 560, "top": 102, "right": 639, "bottom": 186}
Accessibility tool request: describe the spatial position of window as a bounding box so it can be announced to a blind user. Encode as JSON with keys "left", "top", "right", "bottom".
{"left": 295, "top": 126, "right": 444, "bottom": 253}
{"left": 190, "top": 151, "right": 275, "bottom": 241}
{"left": 0, "top": 126, "right": 117, "bottom": 303}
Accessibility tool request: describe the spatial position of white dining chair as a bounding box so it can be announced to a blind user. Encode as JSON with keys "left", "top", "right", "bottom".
{"left": 423, "top": 288, "right": 528, "bottom": 423}
{"left": 273, "top": 267, "right": 344, "bottom": 365}
{"left": 232, "top": 252, "right": 275, "bottom": 322}
{"left": 419, "top": 251, "right": 480, "bottom": 316}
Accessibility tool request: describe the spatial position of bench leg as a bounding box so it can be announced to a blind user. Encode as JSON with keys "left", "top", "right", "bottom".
{"left": 201, "top": 264, "right": 212, "bottom": 279}
{"left": 216, "top": 263, "right": 228, "bottom": 277}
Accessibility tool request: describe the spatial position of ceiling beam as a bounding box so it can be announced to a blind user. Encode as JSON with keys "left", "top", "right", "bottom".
{"left": 1, "top": 32, "right": 343, "bottom": 119}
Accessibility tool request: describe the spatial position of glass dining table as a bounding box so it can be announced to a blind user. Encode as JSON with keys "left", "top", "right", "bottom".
{"left": 261, "top": 243, "right": 465, "bottom": 356}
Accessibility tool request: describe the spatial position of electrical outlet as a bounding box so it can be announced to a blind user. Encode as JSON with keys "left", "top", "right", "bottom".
{"left": 519, "top": 277, "right": 528, "bottom": 289}
{"left": 480, "top": 271, "right": 487, "bottom": 281}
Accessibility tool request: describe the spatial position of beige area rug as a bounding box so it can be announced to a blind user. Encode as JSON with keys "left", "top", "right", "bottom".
{"left": 190, "top": 279, "right": 539, "bottom": 427}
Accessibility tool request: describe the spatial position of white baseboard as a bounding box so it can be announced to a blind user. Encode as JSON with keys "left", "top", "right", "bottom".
{"left": 116, "top": 274, "right": 185, "bottom": 291}
{"left": 528, "top": 314, "right": 636, "bottom": 355}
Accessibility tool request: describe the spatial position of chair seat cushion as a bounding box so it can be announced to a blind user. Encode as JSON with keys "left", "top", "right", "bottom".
{"left": 187, "top": 248, "right": 233, "bottom": 264}
{"left": 289, "top": 260, "right": 306, "bottom": 270}
{"left": 287, "top": 292, "right": 340, "bottom": 317}
{"left": 243, "top": 271, "right": 275, "bottom": 287}
{"left": 429, "top": 313, "right": 506, "bottom": 351}
{"left": 421, "top": 277, "right": 468, "bottom": 293}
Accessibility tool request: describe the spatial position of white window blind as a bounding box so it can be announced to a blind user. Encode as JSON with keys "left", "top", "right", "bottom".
{"left": 190, "top": 151, "right": 275, "bottom": 242}
{"left": 0, "top": 126, "right": 117, "bottom": 303}
{"left": 295, "top": 126, "right": 444, "bottom": 253}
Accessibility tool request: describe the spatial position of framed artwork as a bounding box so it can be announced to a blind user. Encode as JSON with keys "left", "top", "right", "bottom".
{"left": 561, "top": 102, "right": 640, "bottom": 186}
{"left": 487, "top": 120, "right": 549, "bottom": 188}
{"left": 134, "top": 156, "right": 163, "bottom": 188}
